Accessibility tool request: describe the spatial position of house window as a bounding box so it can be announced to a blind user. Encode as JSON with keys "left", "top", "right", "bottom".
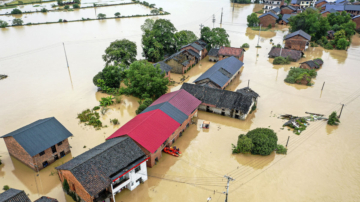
{"left": 51, "top": 145, "right": 57, "bottom": 153}
{"left": 42, "top": 161, "right": 48, "bottom": 168}
{"left": 57, "top": 141, "right": 63, "bottom": 146}
{"left": 136, "top": 178, "right": 142, "bottom": 184}
{"left": 60, "top": 151, "right": 65, "bottom": 158}
{"left": 135, "top": 166, "right": 141, "bottom": 173}
{"left": 39, "top": 151, "right": 45, "bottom": 156}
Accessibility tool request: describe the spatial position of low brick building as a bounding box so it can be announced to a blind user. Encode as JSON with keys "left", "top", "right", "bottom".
{"left": 345, "top": 5, "right": 360, "bottom": 15}
{"left": 180, "top": 40, "right": 208, "bottom": 60}
{"left": 321, "top": 8, "right": 337, "bottom": 17}
{"left": 280, "top": 5, "right": 298, "bottom": 14}
{"left": 1, "top": 117, "right": 72, "bottom": 171}
{"left": 284, "top": 29, "right": 311, "bottom": 51}
{"left": 56, "top": 137, "right": 148, "bottom": 202}
{"left": 107, "top": 89, "right": 201, "bottom": 167}
{"left": 268, "top": 47, "right": 304, "bottom": 61}
{"left": 181, "top": 83, "right": 259, "bottom": 120}
{"left": 352, "top": 15, "right": 360, "bottom": 30}
{"left": 153, "top": 61, "right": 172, "bottom": 81}
{"left": 208, "top": 48, "right": 220, "bottom": 62}
{"left": 314, "top": 0, "right": 327, "bottom": 8}
{"left": 279, "top": 13, "right": 297, "bottom": 25}
{"left": 0, "top": 188, "right": 57, "bottom": 202}
{"left": 258, "top": 12, "right": 279, "bottom": 27}
{"left": 300, "top": 59, "right": 323, "bottom": 69}
{"left": 164, "top": 49, "right": 200, "bottom": 74}
{"left": 194, "top": 56, "right": 244, "bottom": 90}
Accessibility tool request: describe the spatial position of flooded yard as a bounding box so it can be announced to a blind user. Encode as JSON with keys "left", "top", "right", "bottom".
{"left": 1, "top": 1, "right": 360, "bottom": 202}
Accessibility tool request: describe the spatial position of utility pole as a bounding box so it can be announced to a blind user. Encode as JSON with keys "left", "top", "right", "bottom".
{"left": 321, "top": 82, "right": 325, "bottom": 91}
{"left": 63, "top": 43, "right": 69, "bottom": 69}
{"left": 199, "top": 23, "right": 204, "bottom": 36}
{"left": 338, "top": 104, "right": 345, "bottom": 118}
{"left": 257, "top": 24, "right": 262, "bottom": 47}
{"left": 248, "top": 80, "right": 250, "bottom": 88}
{"left": 212, "top": 14, "right": 216, "bottom": 28}
{"left": 286, "top": 136, "right": 290, "bottom": 148}
{"left": 63, "top": 43, "right": 74, "bottom": 90}
{"left": 233, "top": 0, "right": 235, "bottom": 12}
{"left": 220, "top": 8, "right": 223, "bottom": 25}
{"left": 224, "top": 175, "right": 234, "bottom": 202}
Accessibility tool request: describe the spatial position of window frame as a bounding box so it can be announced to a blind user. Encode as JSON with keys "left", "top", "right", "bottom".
{"left": 39, "top": 151, "right": 45, "bottom": 156}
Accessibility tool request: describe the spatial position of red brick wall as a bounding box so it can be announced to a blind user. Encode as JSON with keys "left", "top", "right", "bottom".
{"left": 57, "top": 170, "right": 94, "bottom": 202}
{"left": 165, "top": 71, "right": 171, "bottom": 81}
{"left": 239, "top": 51, "right": 244, "bottom": 62}
{"left": 259, "top": 15, "right": 277, "bottom": 27}
{"left": 353, "top": 17, "right": 360, "bottom": 30}
{"left": 279, "top": 20, "right": 288, "bottom": 25}
{"left": 315, "top": 1, "right": 326, "bottom": 8}
{"left": 285, "top": 35, "right": 308, "bottom": 51}
{"left": 3, "top": 137, "right": 35, "bottom": 170}
{"left": 281, "top": 8, "right": 294, "bottom": 15}
{"left": 33, "top": 139, "right": 71, "bottom": 170}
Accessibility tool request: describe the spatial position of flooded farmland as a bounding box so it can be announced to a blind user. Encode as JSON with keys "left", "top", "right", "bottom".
{"left": 1, "top": 0, "right": 360, "bottom": 201}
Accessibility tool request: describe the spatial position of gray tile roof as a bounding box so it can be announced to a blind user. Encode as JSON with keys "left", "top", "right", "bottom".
{"left": 56, "top": 137, "right": 146, "bottom": 197}
{"left": 324, "top": 4, "right": 345, "bottom": 11}
{"left": 0, "top": 189, "right": 31, "bottom": 202}
{"left": 271, "top": 7, "right": 281, "bottom": 13}
{"left": 268, "top": 47, "right": 303, "bottom": 61}
{"left": 194, "top": 56, "right": 244, "bottom": 88}
{"left": 181, "top": 43, "right": 203, "bottom": 52}
{"left": 1, "top": 117, "right": 73, "bottom": 157}
{"left": 153, "top": 61, "right": 172, "bottom": 74}
{"left": 352, "top": 14, "right": 360, "bottom": 19}
{"left": 236, "top": 87, "right": 260, "bottom": 99}
{"left": 282, "top": 5, "right": 297, "bottom": 10}
{"left": 181, "top": 83, "right": 256, "bottom": 114}
{"left": 34, "top": 196, "right": 58, "bottom": 202}
{"left": 300, "top": 60, "right": 319, "bottom": 69}
{"left": 141, "top": 102, "right": 188, "bottom": 124}
{"left": 194, "top": 40, "right": 207, "bottom": 48}
{"left": 259, "top": 12, "right": 279, "bottom": 20}
{"left": 321, "top": 8, "right": 337, "bottom": 13}
{"left": 186, "top": 49, "right": 200, "bottom": 59}
{"left": 282, "top": 14, "right": 297, "bottom": 23}
{"left": 284, "top": 29, "right": 311, "bottom": 41}
{"left": 208, "top": 48, "right": 219, "bottom": 57}
{"left": 345, "top": 4, "right": 360, "bottom": 11}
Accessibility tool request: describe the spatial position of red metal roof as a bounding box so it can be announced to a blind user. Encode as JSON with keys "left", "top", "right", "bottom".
{"left": 150, "top": 89, "right": 201, "bottom": 116}
{"left": 218, "top": 46, "right": 244, "bottom": 57}
{"left": 106, "top": 110, "right": 180, "bottom": 153}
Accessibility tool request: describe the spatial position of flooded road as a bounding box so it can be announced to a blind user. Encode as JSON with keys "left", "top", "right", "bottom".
{"left": 1, "top": 1, "right": 360, "bottom": 202}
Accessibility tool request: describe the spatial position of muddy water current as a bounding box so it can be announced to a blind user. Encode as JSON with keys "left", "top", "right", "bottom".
{"left": 1, "top": 1, "right": 360, "bottom": 201}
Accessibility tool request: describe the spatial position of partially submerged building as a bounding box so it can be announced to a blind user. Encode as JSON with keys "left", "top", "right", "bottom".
{"left": 284, "top": 29, "right": 311, "bottom": 51}
{"left": 180, "top": 40, "right": 208, "bottom": 60}
{"left": 268, "top": 47, "right": 304, "bottom": 61}
{"left": 258, "top": 12, "right": 279, "bottom": 27}
{"left": 270, "top": 7, "right": 281, "bottom": 14}
{"left": 0, "top": 117, "right": 72, "bottom": 171}
{"left": 300, "top": 59, "right": 323, "bottom": 69}
{"left": 56, "top": 137, "right": 148, "bottom": 202}
{"left": 153, "top": 61, "right": 172, "bottom": 81}
{"left": 208, "top": 46, "right": 245, "bottom": 62}
{"left": 263, "top": 0, "right": 284, "bottom": 13}
{"left": 352, "top": 15, "right": 360, "bottom": 30}
{"left": 279, "top": 13, "right": 297, "bottom": 25}
{"left": 164, "top": 49, "right": 200, "bottom": 74}
{"left": 107, "top": 89, "right": 201, "bottom": 167}
{"left": 194, "top": 56, "right": 244, "bottom": 90}
{"left": 181, "top": 83, "right": 259, "bottom": 120}
{"left": 280, "top": 5, "right": 298, "bottom": 14}
{"left": 0, "top": 188, "right": 31, "bottom": 202}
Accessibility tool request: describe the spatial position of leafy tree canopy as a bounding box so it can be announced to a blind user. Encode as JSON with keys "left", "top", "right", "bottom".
{"left": 93, "top": 63, "right": 125, "bottom": 88}
{"left": 123, "top": 60, "right": 169, "bottom": 99}
{"left": 174, "top": 30, "right": 198, "bottom": 49}
{"left": 102, "top": 39, "right": 137, "bottom": 66}
{"left": 247, "top": 13, "right": 259, "bottom": 27}
{"left": 136, "top": 97, "right": 153, "bottom": 114}
{"left": 328, "top": 111, "right": 340, "bottom": 125}
{"left": 246, "top": 128, "right": 278, "bottom": 156}
{"left": 141, "top": 18, "right": 154, "bottom": 33}
{"left": 12, "top": 18, "right": 23, "bottom": 26}
{"left": 11, "top": 8, "right": 22, "bottom": 14}
{"left": 200, "top": 26, "right": 230, "bottom": 50}
{"left": 0, "top": 20, "right": 8, "bottom": 28}
{"left": 236, "top": 135, "right": 254, "bottom": 154}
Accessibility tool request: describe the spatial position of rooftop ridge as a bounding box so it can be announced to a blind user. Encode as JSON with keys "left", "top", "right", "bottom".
{"left": 2, "top": 117, "right": 53, "bottom": 138}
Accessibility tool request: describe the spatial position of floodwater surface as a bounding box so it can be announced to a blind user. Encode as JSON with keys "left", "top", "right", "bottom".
{"left": 1, "top": 1, "right": 360, "bottom": 202}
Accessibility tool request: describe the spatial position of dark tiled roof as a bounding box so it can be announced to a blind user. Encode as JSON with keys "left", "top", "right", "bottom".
{"left": 258, "top": 12, "right": 279, "bottom": 19}
{"left": 313, "top": 59, "right": 324, "bottom": 65}
{"left": 290, "top": 0, "right": 298, "bottom": 4}
{"left": 34, "top": 196, "right": 58, "bottom": 202}
{"left": 315, "top": 0, "right": 327, "bottom": 4}
{"left": 181, "top": 43, "right": 203, "bottom": 52}
{"left": 0, "top": 189, "right": 31, "bottom": 202}
{"left": 141, "top": 102, "right": 188, "bottom": 124}
{"left": 345, "top": 4, "right": 360, "bottom": 11}
{"left": 353, "top": 15, "right": 360, "bottom": 19}
{"left": 194, "top": 40, "right": 207, "bottom": 48}
{"left": 182, "top": 60, "right": 190, "bottom": 66}
{"left": 181, "top": 83, "right": 256, "bottom": 114}
{"left": 324, "top": 4, "right": 345, "bottom": 11}
{"left": 218, "top": 46, "right": 245, "bottom": 57}
{"left": 236, "top": 87, "right": 260, "bottom": 99}
{"left": 153, "top": 61, "right": 172, "bottom": 74}
{"left": 208, "top": 48, "right": 220, "bottom": 57}
{"left": 271, "top": 7, "right": 281, "bottom": 13}
{"left": 284, "top": 29, "right": 311, "bottom": 41}
{"left": 300, "top": 60, "right": 319, "bottom": 69}
{"left": 186, "top": 49, "right": 200, "bottom": 59}
{"left": 282, "top": 14, "right": 297, "bottom": 23}
{"left": 268, "top": 47, "right": 303, "bottom": 61}
{"left": 56, "top": 137, "right": 145, "bottom": 197}
{"left": 321, "top": 8, "right": 337, "bottom": 13}
{"left": 282, "top": 5, "right": 297, "bottom": 10}
{"left": 1, "top": 117, "right": 73, "bottom": 157}
{"left": 194, "top": 57, "right": 244, "bottom": 88}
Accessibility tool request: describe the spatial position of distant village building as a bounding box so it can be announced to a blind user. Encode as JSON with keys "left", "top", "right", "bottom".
{"left": 164, "top": 49, "right": 199, "bottom": 74}
{"left": 208, "top": 46, "right": 245, "bottom": 62}
{"left": 0, "top": 188, "right": 57, "bottom": 202}
{"left": 315, "top": 0, "right": 327, "bottom": 8}
{"left": 270, "top": 7, "right": 281, "bottom": 14}
{"left": 352, "top": 15, "right": 360, "bottom": 30}
{"left": 153, "top": 61, "right": 172, "bottom": 81}
{"left": 107, "top": 89, "right": 201, "bottom": 167}
{"left": 180, "top": 40, "right": 208, "bottom": 60}
{"left": 279, "top": 13, "right": 297, "bottom": 25}
{"left": 327, "top": 30, "right": 335, "bottom": 39}
{"left": 263, "top": 0, "right": 284, "bottom": 13}
{"left": 194, "top": 56, "right": 244, "bottom": 90}
{"left": 284, "top": 29, "right": 311, "bottom": 51}
{"left": 181, "top": 83, "right": 259, "bottom": 120}
{"left": 299, "top": 59, "right": 323, "bottom": 69}
{"left": 345, "top": 5, "right": 360, "bottom": 15}
{"left": 258, "top": 12, "right": 279, "bottom": 27}
{"left": 56, "top": 137, "right": 148, "bottom": 202}
{"left": 321, "top": 8, "right": 337, "bottom": 16}
{"left": 0, "top": 117, "right": 72, "bottom": 171}
{"left": 291, "top": 0, "right": 314, "bottom": 8}
{"left": 268, "top": 47, "right": 304, "bottom": 61}
{"left": 280, "top": 5, "right": 298, "bottom": 14}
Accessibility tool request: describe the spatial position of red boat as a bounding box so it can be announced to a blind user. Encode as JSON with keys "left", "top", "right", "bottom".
{"left": 163, "top": 146, "right": 181, "bottom": 157}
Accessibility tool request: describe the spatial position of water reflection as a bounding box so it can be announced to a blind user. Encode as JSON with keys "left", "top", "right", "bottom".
{"left": 326, "top": 124, "right": 337, "bottom": 135}
{"left": 326, "top": 49, "right": 348, "bottom": 64}
{"left": 232, "top": 151, "right": 275, "bottom": 170}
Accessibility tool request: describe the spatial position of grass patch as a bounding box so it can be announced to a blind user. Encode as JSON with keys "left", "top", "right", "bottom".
{"left": 77, "top": 109, "right": 103, "bottom": 130}
{"left": 250, "top": 26, "right": 270, "bottom": 31}
{"left": 255, "top": 9, "right": 263, "bottom": 14}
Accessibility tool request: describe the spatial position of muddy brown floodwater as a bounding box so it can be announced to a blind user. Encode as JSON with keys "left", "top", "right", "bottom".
{"left": 1, "top": 1, "right": 360, "bottom": 202}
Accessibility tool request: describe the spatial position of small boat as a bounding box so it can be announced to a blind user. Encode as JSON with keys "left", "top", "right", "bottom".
{"left": 202, "top": 121, "right": 210, "bottom": 129}
{"left": 163, "top": 146, "right": 179, "bottom": 157}
{"left": 168, "top": 146, "right": 181, "bottom": 154}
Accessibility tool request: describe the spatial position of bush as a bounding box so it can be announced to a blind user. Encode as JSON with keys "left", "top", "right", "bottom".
{"left": 93, "top": 72, "right": 103, "bottom": 86}
{"left": 273, "top": 56, "right": 290, "bottom": 65}
{"left": 0, "top": 20, "right": 8, "bottom": 28}
{"left": 336, "top": 38, "right": 349, "bottom": 50}
{"left": 241, "top": 43, "right": 249, "bottom": 48}
{"left": 327, "top": 111, "right": 340, "bottom": 125}
{"left": 97, "top": 13, "right": 106, "bottom": 19}
{"left": 64, "top": 5, "right": 69, "bottom": 9}
{"left": 58, "top": 19, "right": 63, "bottom": 22}
{"left": 12, "top": 18, "right": 23, "bottom": 26}
{"left": 276, "top": 144, "right": 287, "bottom": 154}
{"left": 72, "top": 3, "right": 80, "bottom": 8}
{"left": 57, "top": 0, "right": 63, "bottom": 5}
{"left": 93, "top": 106, "right": 100, "bottom": 110}
{"left": 99, "top": 96, "right": 114, "bottom": 107}
{"left": 77, "top": 109, "right": 102, "bottom": 129}
{"left": 114, "top": 12, "right": 120, "bottom": 17}
{"left": 73, "top": 0, "right": 80, "bottom": 3}
{"left": 324, "top": 43, "right": 333, "bottom": 50}
{"left": 40, "top": 8, "right": 47, "bottom": 12}
{"left": 268, "top": 24, "right": 272, "bottom": 29}
{"left": 136, "top": 98, "right": 153, "bottom": 114}
{"left": 3, "top": 185, "right": 10, "bottom": 191}
{"left": 284, "top": 67, "right": 316, "bottom": 85}
{"left": 249, "top": 103, "right": 256, "bottom": 114}
{"left": 111, "top": 118, "right": 119, "bottom": 125}
{"left": 246, "top": 128, "right": 278, "bottom": 156}
{"left": 63, "top": 179, "right": 69, "bottom": 193}
{"left": 11, "top": 8, "right": 22, "bottom": 14}
{"left": 235, "top": 135, "right": 254, "bottom": 154}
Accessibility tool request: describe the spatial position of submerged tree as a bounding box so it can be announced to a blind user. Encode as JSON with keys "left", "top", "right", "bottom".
{"left": 0, "top": 20, "right": 8, "bottom": 28}
{"left": 174, "top": 30, "right": 198, "bottom": 49}
{"left": 12, "top": 18, "right": 23, "bottom": 26}
{"left": 247, "top": 13, "right": 259, "bottom": 27}
{"left": 114, "top": 12, "right": 121, "bottom": 17}
{"left": 200, "top": 26, "right": 230, "bottom": 50}
{"left": 246, "top": 128, "right": 278, "bottom": 156}
{"left": 102, "top": 39, "right": 137, "bottom": 66}
{"left": 327, "top": 111, "right": 340, "bottom": 125}
{"left": 97, "top": 13, "right": 106, "bottom": 19}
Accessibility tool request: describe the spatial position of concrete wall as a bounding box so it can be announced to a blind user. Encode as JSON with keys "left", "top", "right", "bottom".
{"left": 259, "top": 14, "right": 277, "bottom": 27}
{"left": 166, "top": 59, "right": 184, "bottom": 74}
{"left": 209, "top": 56, "right": 219, "bottom": 62}
{"left": 285, "top": 35, "right": 308, "bottom": 51}
{"left": 57, "top": 170, "right": 93, "bottom": 202}
{"left": 3, "top": 136, "right": 35, "bottom": 170}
